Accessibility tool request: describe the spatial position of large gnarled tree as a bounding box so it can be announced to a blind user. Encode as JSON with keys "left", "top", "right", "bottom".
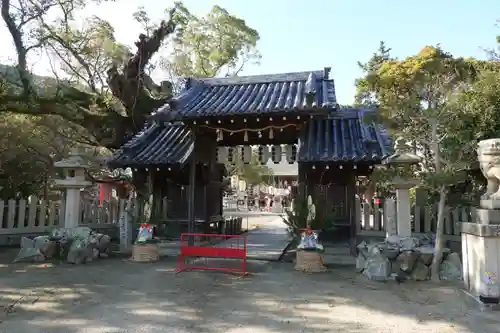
{"left": 1, "top": 0, "right": 260, "bottom": 148}
{"left": 0, "top": 0, "right": 261, "bottom": 198}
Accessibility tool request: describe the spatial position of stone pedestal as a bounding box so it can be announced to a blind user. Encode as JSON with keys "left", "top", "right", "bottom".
{"left": 384, "top": 198, "right": 397, "bottom": 237}
{"left": 64, "top": 187, "right": 83, "bottom": 228}
{"left": 389, "top": 178, "right": 418, "bottom": 238}
{"left": 118, "top": 194, "right": 134, "bottom": 253}
{"left": 476, "top": 206, "right": 500, "bottom": 225}
{"left": 461, "top": 138, "right": 500, "bottom": 306}
{"left": 479, "top": 200, "right": 500, "bottom": 211}
{"left": 395, "top": 188, "right": 412, "bottom": 237}
{"left": 462, "top": 222, "right": 500, "bottom": 305}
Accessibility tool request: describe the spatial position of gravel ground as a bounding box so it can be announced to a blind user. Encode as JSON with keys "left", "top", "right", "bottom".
{"left": 0, "top": 252, "right": 499, "bottom": 333}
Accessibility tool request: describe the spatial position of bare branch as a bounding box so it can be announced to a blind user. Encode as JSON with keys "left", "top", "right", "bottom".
{"left": 1, "top": 0, "right": 31, "bottom": 95}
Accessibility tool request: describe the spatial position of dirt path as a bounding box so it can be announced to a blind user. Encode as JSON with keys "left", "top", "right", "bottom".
{"left": 0, "top": 253, "right": 498, "bottom": 333}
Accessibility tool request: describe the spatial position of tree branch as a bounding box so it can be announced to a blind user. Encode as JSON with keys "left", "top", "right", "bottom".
{"left": 106, "top": 6, "right": 178, "bottom": 119}
{"left": 1, "top": 0, "right": 32, "bottom": 96}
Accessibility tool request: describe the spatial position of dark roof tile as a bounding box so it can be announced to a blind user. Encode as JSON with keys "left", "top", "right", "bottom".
{"left": 155, "top": 70, "right": 337, "bottom": 119}
{"left": 108, "top": 123, "right": 193, "bottom": 167}
{"left": 298, "top": 109, "right": 392, "bottom": 163}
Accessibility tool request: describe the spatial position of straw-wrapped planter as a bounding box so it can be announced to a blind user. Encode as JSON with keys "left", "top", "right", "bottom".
{"left": 131, "top": 243, "right": 159, "bottom": 263}
{"left": 295, "top": 249, "right": 326, "bottom": 273}
{"left": 131, "top": 223, "right": 160, "bottom": 263}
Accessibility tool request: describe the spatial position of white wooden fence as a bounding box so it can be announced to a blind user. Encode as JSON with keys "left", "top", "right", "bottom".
{"left": 0, "top": 196, "right": 169, "bottom": 245}
{"left": 0, "top": 197, "right": 65, "bottom": 236}
{"left": 1, "top": 195, "right": 474, "bottom": 245}
{"left": 356, "top": 197, "right": 474, "bottom": 242}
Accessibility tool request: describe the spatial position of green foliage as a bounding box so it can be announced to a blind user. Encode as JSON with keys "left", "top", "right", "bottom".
{"left": 281, "top": 196, "right": 330, "bottom": 238}
{"left": 355, "top": 44, "right": 500, "bottom": 193}
{"left": 281, "top": 197, "right": 312, "bottom": 238}
{"left": 164, "top": 4, "right": 261, "bottom": 80}
{"left": 447, "top": 70, "right": 500, "bottom": 143}
{"left": 355, "top": 41, "right": 392, "bottom": 107}
{"left": 0, "top": 112, "right": 74, "bottom": 198}
{"left": 225, "top": 151, "right": 273, "bottom": 185}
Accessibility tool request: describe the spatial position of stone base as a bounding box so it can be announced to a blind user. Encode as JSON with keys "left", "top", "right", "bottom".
{"left": 461, "top": 223, "right": 500, "bottom": 300}
{"left": 462, "top": 290, "right": 500, "bottom": 311}
{"left": 295, "top": 250, "right": 327, "bottom": 273}
{"left": 461, "top": 222, "right": 500, "bottom": 237}
{"left": 480, "top": 199, "right": 500, "bottom": 210}
{"left": 476, "top": 209, "right": 500, "bottom": 225}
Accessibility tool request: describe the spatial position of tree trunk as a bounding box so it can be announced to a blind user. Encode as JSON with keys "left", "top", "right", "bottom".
{"left": 430, "top": 187, "right": 446, "bottom": 281}
{"left": 429, "top": 116, "right": 445, "bottom": 281}
{"left": 105, "top": 10, "right": 178, "bottom": 142}
{"left": 43, "top": 172, "right": 49, "bottom": 200}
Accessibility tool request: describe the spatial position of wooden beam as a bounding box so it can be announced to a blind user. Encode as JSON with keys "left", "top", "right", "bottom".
{"left": 187, "top": 130, "right": 197, "bottom": 245}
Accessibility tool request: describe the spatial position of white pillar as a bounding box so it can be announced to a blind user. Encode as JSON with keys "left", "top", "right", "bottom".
{"left": 64, "top": 188, "right": 81, "bottom": 228}
{"left": 396, "top": 188, "right": 412, "bottom": 237}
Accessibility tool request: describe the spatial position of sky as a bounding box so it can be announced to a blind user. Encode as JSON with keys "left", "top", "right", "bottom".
{"left": 1, "top": 0, "right": 498, "bottom": 104}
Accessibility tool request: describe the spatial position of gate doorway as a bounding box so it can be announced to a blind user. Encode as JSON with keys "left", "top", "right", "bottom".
{"left": 298, "top": 163, "right": 358, "bottom": 246}
{"left": 313, "top": 183, "right": 351, "bottom": 242}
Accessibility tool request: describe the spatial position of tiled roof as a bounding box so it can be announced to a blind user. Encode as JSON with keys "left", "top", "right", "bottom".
{"left": 155, "top": 69, "right": 337, "bottom": 120}
{"left": 108, "top": 123, "right": 193, "bottom": 167}
{"left": 298, "top": 109, "right": 393, "bottom": 163}
{"left": 109, "top": 108, "right": 392, "bottom": 167}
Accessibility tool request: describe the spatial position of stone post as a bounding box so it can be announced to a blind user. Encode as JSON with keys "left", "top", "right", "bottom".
{"left": 118, "top": 193, "right": 133, "bottom": 253}
{"left": 394, "top": 184, "right": 414, "bottom": 237}
{"left": 383, "top": 198, "right": 397, "bottom": 237}
{"left": 54, "top": 151, "right": 91, "bottom": 229}
{"left": 462, "top": 139, "right": 500, "bottom": 306}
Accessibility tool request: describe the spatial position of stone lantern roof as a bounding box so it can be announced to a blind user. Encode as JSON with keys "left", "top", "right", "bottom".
{"left": 382, "top": 139, "right": 421, "bottom": 166}
{"left": 54, "top": 151, "right": 90, "bottom": 169}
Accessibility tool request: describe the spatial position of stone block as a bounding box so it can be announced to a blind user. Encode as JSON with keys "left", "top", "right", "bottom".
{"left": 480, "top": 199, "right": 500, "bottom": 210}
{"left": 395, "top": 250, "right": 419, "bottom": 273}
{"left": 356, "top": 253, "right": 366, "bottom": 273}
{"left": 362, "top": 254, "right": 391, "bottom": 281}
{"left": 415, "top": 246, "right": 434, "bottom": 265}
{"left": 411, "top": 261, "right": 430, "bottom": 281}
{"left": 461, "top": 222, "right": 500, "bottom": 237}
{"left": 439, "top": 252, "right": 462, "bottom": 281}
{"left": 475, "top": 208, "right": 500, "bottom": 225}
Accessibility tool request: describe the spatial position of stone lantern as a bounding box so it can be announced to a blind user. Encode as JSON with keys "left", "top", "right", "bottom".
{"left": 54, "top": 150, "right": 92, "bottom": 228}
{"left": 382, "top": 139, "right": 421, "bottom": 237}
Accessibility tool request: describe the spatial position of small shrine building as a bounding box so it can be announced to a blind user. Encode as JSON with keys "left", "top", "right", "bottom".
{"left": 108, "top": 69, "right": 391, "bottom": 245}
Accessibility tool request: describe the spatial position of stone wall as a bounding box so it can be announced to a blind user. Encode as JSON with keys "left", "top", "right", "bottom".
{"left": 356, "top": 235, "right": 462, "bottom": 282}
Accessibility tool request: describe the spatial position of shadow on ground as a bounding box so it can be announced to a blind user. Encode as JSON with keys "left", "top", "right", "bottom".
{"left": 0, "top": 248, "right": 497, "bottom": 333}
